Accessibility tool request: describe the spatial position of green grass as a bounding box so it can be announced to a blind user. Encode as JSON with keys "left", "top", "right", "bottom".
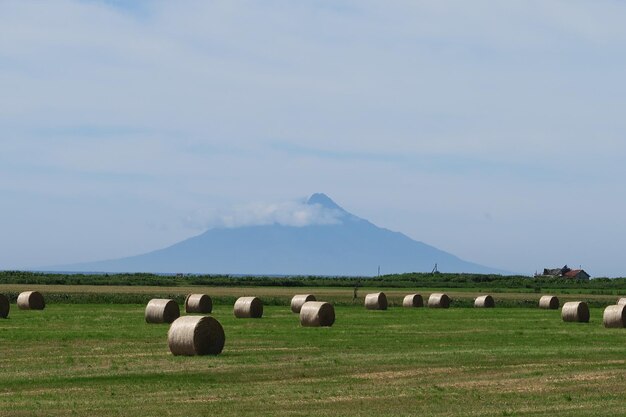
{"left": 1, "top": 303, "right": 626, "bottom": 416}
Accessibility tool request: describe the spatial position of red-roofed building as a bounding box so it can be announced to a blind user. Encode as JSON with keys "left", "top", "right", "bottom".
{"left": 562, "top": 269, "right": 590, "bottom": 280}
{"left": 538, "top": 265, "right": 591, "bottom": 280}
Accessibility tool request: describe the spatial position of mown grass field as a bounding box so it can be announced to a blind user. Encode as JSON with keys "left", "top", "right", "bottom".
{"left": 1, "top": 288, "right": 626, "bottom": 416}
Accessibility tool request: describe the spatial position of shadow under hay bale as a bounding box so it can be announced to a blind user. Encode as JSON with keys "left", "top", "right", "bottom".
{"left": 561, "top": 301, "right": 590, "bottom": 323}
{"left": 290, "top": 294, "right": 316, "bottom": 313}
{"left": 364, "top": 292, "right": 387, "bottom": 310}
{"left": 299, "top": 301, "right": 335, "bottom": 327}
{"left": 402, "top": 294, "right": 423, "bottom": 308}
{"left": 0, "top": 294, "right": 9, "bottom": 318}
{"left": 474, "top": 295, "right": 495, "bottom": 308}
{"left": 168, "top": 315, "right": 225, "bottom": 356}
{"left": 234, "top": 296, "right": 263, "bottom": 318}
{"left": 539, "top": 295, "right": 559, "bottom": 310}
{"left": 603, "top": 304, "right": 626, "bottom": 328}
{"left": 17, "top": 291, "right": 45, "bottom": 310}
{"left": 184, "top": 294, "right": 213, "bottom": 314}
{"left": 428, "top": 293, "right": 450, "bottom": 309}
{"left": 145, "top": 299, "right": 180, "bottom": 324}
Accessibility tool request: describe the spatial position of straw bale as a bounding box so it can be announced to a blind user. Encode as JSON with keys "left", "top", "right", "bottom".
{"left": 145, "top": 299, "right": 180, "bottom": 324}
{"left": 617, "top": 298, "right": 626, "bottom": 306}
{"left": 364, "top": 292, "right": 387, "bottom": 310}
{"left": 561, "top": 301, "right": 590, "bottom": 323}
{"left": 0, "top": 294, "right": 9, "bottom": 318}
{"left": 603, "top": 304, "right": 626, "bottom": 328}
{"left": 168, "top": 315, "right": 225, "bottom": 355}
{"left": 402, "top": 294, "right": 424, "bottom": 308}
{"left": 17, "top": 291, "right": 45, "bottom": 310}
{"left": 234, "top": 296, "right": 263, "bottom": 318}
{"left": 299, "top": 301, "right": 335, "bottom": 327}
{"left": 428, "top": 293, "right": 450, "bottom": 308}
{"left": 539, "top": 295, "right": 559, "bottom": 310}
{"left": 474, "top": 295, "right": 495, "bottom": 308}
{"left": 291, "top": 294, "right": 316, "bottom": 313}
{"left": 185, "top": 294, "right": 213, "bottom": 314}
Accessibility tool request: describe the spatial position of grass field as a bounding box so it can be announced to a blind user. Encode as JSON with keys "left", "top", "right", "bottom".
{"left": 1, "top": 288, "right": 626, "bottom": 417}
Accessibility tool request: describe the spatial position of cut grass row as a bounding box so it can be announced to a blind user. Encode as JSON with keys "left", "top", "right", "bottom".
{"left": 1, "top": 284, "right": 624, "bottom": 307}
{"left": 1, "top": 303, "right": 625, "bottom": 416}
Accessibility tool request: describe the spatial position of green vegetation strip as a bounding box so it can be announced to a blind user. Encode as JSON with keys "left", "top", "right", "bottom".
{"left": 3, "top": 270, "right": 626, "bottom": 292}
{"left": 1, "top": 304, "right": 625, "bottom": 417}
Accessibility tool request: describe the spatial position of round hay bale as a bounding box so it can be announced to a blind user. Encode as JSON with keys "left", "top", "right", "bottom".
{"left": 364, "top": 292, "right": 387, "bottom": 310}
{"left": 474, "top": 295, "right": 495, "bottom": 308}
{"left": 539, "top": 295, "right": 559, "bottom": 310}
{"left": 17, "top": 291, "right": 45, "bottom": 310}
{"left": 145, "top": 299, "right": 180, "bottom": 324}
{"left": 402, "top": 294, "right": 424, "bottom": 308}
{"left": 290, "top": 294, "right": 316, "bottom": 313}
{"left": 561, "top": 301, "right": 590, "bottom": 323}
{"left": 428, "top": 293, "right": 450, "bottom": 308}
{"left": 603, "top": 304, "right": 626, "bottom": 328}
{"left": 0, "top": 294, "right": 9, "bottom": 318}
{"left": 299, "top": 301, "right": 335, "bottom": 327}
{"left": 168, "top": 315, "right": 225, "bottom": 355}
{"left": 617, "top": 298, "right": 626, "bottom": 306}
{"left": 184, "top": 294, "right": 213, "bottom": 314}
{"left": 234, "top": 296, "right": 263, "bottom": 318}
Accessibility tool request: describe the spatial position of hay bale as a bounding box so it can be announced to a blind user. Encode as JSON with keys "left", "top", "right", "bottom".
{"left": 234, "top": 296, "right": 263, "bottom": 318}
{"left": 17, "top": 291, "right": 45, "bottom": 310}
{"left": 168, "top": 315, "right": 225, "bottom": 355}
{"left": 617, "top": 298, "right": 626, "bottom": 306}
{"left": 364, "top": 292, "right": 387, "bottom": 310}
{"left": 539, "top": 295, "right": 559, "bottom": 310}
{"left": 185, "top": 294, "right": 213, "bottom": 314}
{"left": 290, "top": 294, "right": 316, "bottom": 313}
{"left": 561, "top": 301, "right": 590, "bottom": 323}
{"left": 428, "top": 293, "right": 450, "bottom": 308}
{"left": 474, "top": 295, "right": 495, "bottom": 308}
{"left": 603, "top": 304, "right": 626, "bottom": 328}
{"left": 299, "top": 301, "right": 335, "bottom": 327}
{"left": 0, "top": 294, "right": 9, "bottom": 318}
{"left": 402, "top": 294, "right": 423, "bottom": 308}
{"left": 145, "top": 299, "right": 180, "bottom": 324}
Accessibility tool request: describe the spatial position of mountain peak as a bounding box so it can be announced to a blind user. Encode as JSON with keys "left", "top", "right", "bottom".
{"left": 307, "top": 193, "right": 345, "bottom": 211}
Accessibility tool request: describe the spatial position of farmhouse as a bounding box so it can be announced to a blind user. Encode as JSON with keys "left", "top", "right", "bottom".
{"left": 540, "top": 265, "right": 590, "bottom": 280}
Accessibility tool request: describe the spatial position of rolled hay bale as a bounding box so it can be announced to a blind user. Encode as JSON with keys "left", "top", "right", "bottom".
{"left": 168, "top": 315, "right": 225, "bottom": 355}
{"left": 428, "top": 293, "right": 450, "bottom": 309}
{"left": 474, "top": 295, "right": 495, "bottom": 308}
{"left": 299, "top": 301, "right": 335, "bottom": 327}
{"left": 234, "top": 296, "right": 263, "bottom": 318}
{"left": 145, "top": 299, "right": 180, "bottom": 324}
{"left": 0, "top": 294, "right": 9, "bottom": 318}
{"left": 402, "top": 294, "right": 424, "bottom": 308}
{"left": 617, "top": 298, "right": 626, "bottom": 306}
{"left": 364, "top": 292, "right": 388, "bottom": 310}
{"left": 603, "top": 304, "right": 626, "bottom": 328}
{"left": 539, "top": 295, "right": 559, "bottom": 310}
{"left": 17, "top": 291, "right": 45, "bottom": 310}
{"left": 561, "top": 301, "right": 590, "bottom": 323}
{"left": 184, "top": 294, "right": 213, "bottom": 314}
{"left": 290, "top": 294, "right": 316, "bottom": 313}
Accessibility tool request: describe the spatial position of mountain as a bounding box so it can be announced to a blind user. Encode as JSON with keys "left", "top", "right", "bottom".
{"left": 46, "top": 193, "right": 506, "bottom": 276}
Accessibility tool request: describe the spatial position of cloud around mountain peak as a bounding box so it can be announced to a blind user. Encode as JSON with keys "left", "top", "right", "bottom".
{"left": 182, "top": 194, "right": 347, "bottom": 230}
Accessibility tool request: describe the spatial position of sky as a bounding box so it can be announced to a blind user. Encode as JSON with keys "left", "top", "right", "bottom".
{"left": 2, "top": 0, "right": 626, "bottom": 276}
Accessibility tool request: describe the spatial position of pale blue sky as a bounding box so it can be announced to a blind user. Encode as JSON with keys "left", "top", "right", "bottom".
{"left": 2, "top": 1, "right": 626, "bottom": 276}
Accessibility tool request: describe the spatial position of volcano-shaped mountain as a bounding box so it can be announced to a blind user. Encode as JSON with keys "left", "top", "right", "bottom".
{"left": 48, "top": 193, "right": 505, "bottom": 276}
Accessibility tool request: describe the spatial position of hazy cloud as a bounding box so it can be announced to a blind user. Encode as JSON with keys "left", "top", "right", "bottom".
{"left": 182, "top": 200, "right": 345, "bottom": 230}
